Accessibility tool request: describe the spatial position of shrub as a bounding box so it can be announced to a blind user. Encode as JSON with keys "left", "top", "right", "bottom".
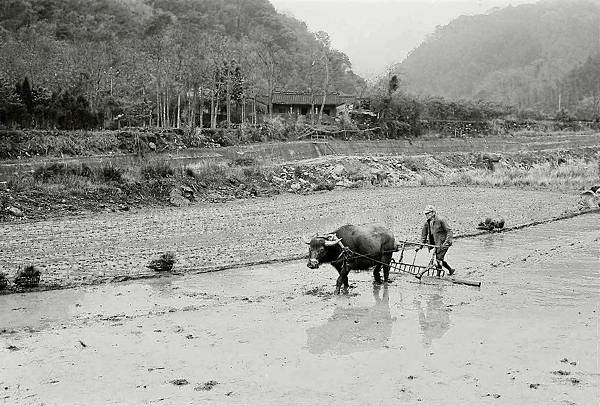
{"left": 203, "top": 128, "right": 234, "bottom": 146}
{"left": 96, "top": 163, "right": 123, "bottom": 183}
{"left": 140, "top": 160, "right": 174, "bottom": 179}
{"left": 184, "top": 167, "right": 196, "bottom": 178}
{"left": 231, "top": 157, "right": 257, "bottom": 166}
{"left": 147, "top": 252, "right": 177, "bottom": 272}
{"left": 241, "top": 126, "right": 265, "bottom": 143}
{"left": 192, "top": 162, "right": 229, "bottom": 184}
{"left": 239, "top": 165, "right": 258, "bottom": 179}
{"left": 14, "top": 264, "right": 41, "bottom": 288}
{"left": 400, "top": 157, "right": 428, "bottom": 172}
{"left": 33, "top": 162, "right": 93, "bottom": 181}
{"left": 313, "top": 181, "right": 335, "bottom": 191}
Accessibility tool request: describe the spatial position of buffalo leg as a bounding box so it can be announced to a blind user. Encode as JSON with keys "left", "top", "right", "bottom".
{"left": 335, "top": 269, "right": 343, "bottom": 295}
{"left": 373, "top": 264, "right": 383, "bottom": 284}
{"left": 382, "top": 253, "right": 392, "bottom": 283}
{"left": 340, "top": 262, "right": 350, "bottom": 294}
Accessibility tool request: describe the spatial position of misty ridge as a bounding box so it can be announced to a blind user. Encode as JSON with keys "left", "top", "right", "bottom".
{"left": 0, "top": 0, "right": 598, "bottom": 131}
{"left": 397, "top": 0, "right": 600, "bottom": 115}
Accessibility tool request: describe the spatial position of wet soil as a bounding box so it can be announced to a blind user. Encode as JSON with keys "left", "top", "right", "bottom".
{"left": 0, "top": 186, "right": 585, "bottom": 290}
{"left": 0, "top": 214, "right": 598, "bottom": 405}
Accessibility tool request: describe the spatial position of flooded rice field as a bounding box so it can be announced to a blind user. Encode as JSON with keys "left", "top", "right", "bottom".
{"left": 0, "top": 186, "right": 582, "bottom": 290}
{"left": 1, "top": 213, "right": 598, "bottom": 405}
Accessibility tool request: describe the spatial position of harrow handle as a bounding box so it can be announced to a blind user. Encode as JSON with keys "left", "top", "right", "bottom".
{"left": 396, "top": 240, "right": 438, "bottom": 249}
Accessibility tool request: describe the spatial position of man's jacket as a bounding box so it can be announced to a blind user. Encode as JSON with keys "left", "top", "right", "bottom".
{"left": 421, "top": 215, "right": 453, "bottom": 248}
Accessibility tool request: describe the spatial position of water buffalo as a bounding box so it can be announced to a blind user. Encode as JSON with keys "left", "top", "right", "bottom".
{"left": 306, "top": 224, "right": 396, "bottom": 294}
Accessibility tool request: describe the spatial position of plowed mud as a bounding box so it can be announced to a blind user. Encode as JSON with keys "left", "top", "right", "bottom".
{"left": 0, "top": 186, "right": 585, "bottom": 290}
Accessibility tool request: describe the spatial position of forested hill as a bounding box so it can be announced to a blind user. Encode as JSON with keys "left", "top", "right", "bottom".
{"left": 0, "top": 0, "right": 364, "bottom": 128}
{"left": 398, "top": 0, "right": 600, "bottom": 115}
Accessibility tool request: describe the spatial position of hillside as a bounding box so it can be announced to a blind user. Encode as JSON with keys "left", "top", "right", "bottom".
{"left": 398, "top": 0, "right": 600, "bottom": 115}
{"left": 0, "top": 0, "right": 365, "bottom": 129}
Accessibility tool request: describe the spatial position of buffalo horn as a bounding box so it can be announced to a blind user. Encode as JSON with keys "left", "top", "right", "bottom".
{"left": 324, "top": 237, "right": 341, "bottom": 246}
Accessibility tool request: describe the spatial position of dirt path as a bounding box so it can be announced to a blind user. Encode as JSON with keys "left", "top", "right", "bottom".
{"left": 0, "top": 186, "right": 584, "bottom": 290}
{"left": 1, "top": 214, "right": 598, "bottom": 405}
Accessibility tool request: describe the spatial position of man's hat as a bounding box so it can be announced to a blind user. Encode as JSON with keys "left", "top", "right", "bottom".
{"left": 423, "top": 205, "right": 436, "bottom": 214}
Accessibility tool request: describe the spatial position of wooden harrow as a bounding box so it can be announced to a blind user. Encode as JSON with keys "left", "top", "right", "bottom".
{"left": 390, "top": 240, "right": 481, "bottom": 287}
{"left": 333, "top": 239, "right": 481, "bottom": 287}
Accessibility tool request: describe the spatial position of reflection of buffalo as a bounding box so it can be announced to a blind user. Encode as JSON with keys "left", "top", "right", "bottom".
{"left": 306, "top": 284, "right": 394, "bottom": 355}
{"left": 307, "top": 224, "right": 396, "bottom": 294}
{"left": 416, "top": 293, "right": 450, "bottom": 347}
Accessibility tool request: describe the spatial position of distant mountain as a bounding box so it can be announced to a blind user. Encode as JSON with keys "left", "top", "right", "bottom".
{"left": 397, "top": 0, "right": 600, "bottom": 113}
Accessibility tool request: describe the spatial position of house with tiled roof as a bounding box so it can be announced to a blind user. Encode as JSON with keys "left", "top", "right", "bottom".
{"left": 257, "top": 91, "right": 357, "bottom": 116}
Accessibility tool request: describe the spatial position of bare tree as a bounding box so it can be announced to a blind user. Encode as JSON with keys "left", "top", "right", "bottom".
{"left": 315, "top": 31, "right": 331, "bottom": 124}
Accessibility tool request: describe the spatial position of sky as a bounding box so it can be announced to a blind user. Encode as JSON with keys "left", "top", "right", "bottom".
{"left": 270, "top": 0, "right": 537, "bottom": 79}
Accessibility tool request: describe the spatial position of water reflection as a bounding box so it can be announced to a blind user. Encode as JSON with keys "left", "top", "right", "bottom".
{"left": 146, "top": 276, "right": 176, "bottom": 296}
{"left": 415, "top": 293, "right": 451, "bottom": 347}
{"left": 481, "top": 233, "right": 499, "bottom": 251}
{"left": 0, "top": 289, "right": 80, "bottom": 330}
{"left": 306, "top": 284, "right": 394, "bottom": 355}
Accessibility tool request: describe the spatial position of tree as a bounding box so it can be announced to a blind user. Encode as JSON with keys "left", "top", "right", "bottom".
{"left": 315, "top": 31, "right": 331, "bottom": 124}
{"left": 0, "top": 74, "right": 26, "bottom": 127}
{"left": 0, "top": 0, "right": 367, "bottom": 128}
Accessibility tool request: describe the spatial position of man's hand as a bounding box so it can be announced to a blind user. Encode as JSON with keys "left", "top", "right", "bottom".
{"left": 415, "top": 246, "right": 421, "bottom": 252}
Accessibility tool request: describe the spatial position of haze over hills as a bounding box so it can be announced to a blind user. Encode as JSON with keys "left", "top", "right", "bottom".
{"left": 396, "top": 0, "right": 600, "bottom": 112}
{"left": 271, "top": 0, "right": 536, "bottom": 79}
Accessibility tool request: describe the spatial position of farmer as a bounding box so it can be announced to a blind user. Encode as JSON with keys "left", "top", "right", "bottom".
{"left": 415, "top": 205, "right": 455, "bottom": 276}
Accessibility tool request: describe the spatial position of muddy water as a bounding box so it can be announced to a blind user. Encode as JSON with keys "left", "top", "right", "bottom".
{"left": 1, "top": 215, "right": 598, "bottom": 405}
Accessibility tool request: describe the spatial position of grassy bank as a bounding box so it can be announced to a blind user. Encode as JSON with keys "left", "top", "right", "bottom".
{"left": 447, "top": 160, "right": 599, "bottom": 189}
{"left": 1, "top": 158, "right": 277, "bottom": 220}
{"left": 1, "top": 147, "right": 598, "bottom": 221}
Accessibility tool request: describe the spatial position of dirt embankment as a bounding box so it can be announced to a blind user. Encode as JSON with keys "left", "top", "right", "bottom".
{"left": 1, "top": 146, "right": 598, "bottom": 222}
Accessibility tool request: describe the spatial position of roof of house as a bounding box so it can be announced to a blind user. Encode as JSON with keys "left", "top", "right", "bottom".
{"left": 257, "top": 91, "right": 357, "bottom": 106}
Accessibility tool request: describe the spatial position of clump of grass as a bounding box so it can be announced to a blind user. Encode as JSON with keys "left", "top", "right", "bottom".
{"left": 189, "top": 160, "right": 268, "bottom": 188}
{"left": 7, "top": 173, "right": 34, "bottom": 192}
{"left": 417, "top": 174, "right": 444, "bottom": 186}
{"left": 97, "top": 163, "right": 123, "bottom": 183}
{"left": 14, "top": 265, "right": 41, "bottom": 288}
{"left": 33, "top": 162, "right": 93, "bottom": 181}
{"left": 400, "top": 156, "right": 428, "bottom": 172}
{"left": 447, "top": 159, "right": 598, "bottom": 189}
{"left": 192, "top": 162, "right": 230, "bottom": 184}
{"left": 344, "top": 162, "right": 369, "bottom": 182}
{"left": 313, "top": 180, "right": 335, "bottom": 191}
{"left": 241, "top": 165, "right": 265, "bottom": 180}
{"left": 294, "top": 165, "right": 305, "bottom": 177}
{"left": 184, "top": 167, "right": 196, "bottom": 178}
{"left": 232, "top": 157, "right": 257, "bottom": 166}
{"left": 140, "top": 160, "right": 174, "bottom": 179}
{"left": 147, "top": 252, "right": 177, "bottom": 272}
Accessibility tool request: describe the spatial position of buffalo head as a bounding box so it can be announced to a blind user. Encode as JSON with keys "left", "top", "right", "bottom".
{"left": 306, "top": 234, "right": 341, "bottom": 269}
